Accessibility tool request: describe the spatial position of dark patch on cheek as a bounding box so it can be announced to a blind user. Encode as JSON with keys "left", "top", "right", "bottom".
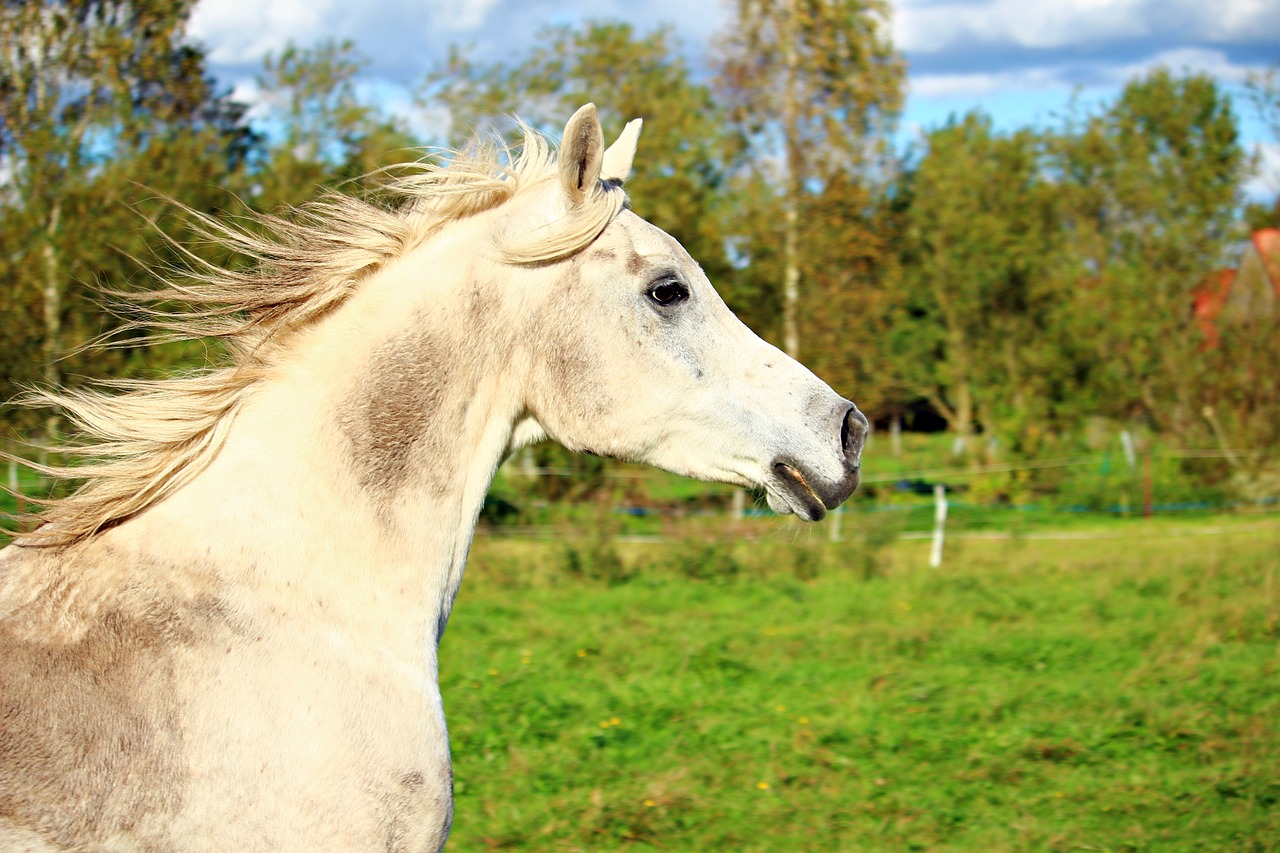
{"left": 531, "top": 289, "right": 615, "bottom": 440}
{"left": 544, "top": 344, "right": 611, "bottom": 423}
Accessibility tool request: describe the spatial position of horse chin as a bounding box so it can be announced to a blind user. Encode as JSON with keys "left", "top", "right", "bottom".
{"left": 766, "top": 463, "right": 827, "bottom": 522}
{"left": 764, "top": 487, "right": 799, "bottom": 518}
{"left": 766, "top": 459, "right": 861, "bottom": 522}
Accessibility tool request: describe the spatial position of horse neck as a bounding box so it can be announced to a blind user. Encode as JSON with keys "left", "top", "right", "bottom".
{"left": 107, "top": 241, "right": 527, "bottom": 654}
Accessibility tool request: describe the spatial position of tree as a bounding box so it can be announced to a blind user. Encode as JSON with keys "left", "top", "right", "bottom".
{"left": 1244, "top": 65, "right": 1280, "bottom": 229}
{"left": 715, "top": 0, "right": 904, "bottom": 359}
{"left": 0, "top": 0, "right": 250, "bottom": 436}
{"left": 422, "top": 21, "right": 736, "bottom": 290}
{"left": 251, "top": 40, "right": 418, "bottom": 212}
{"left": 1051, "top": 70, "right": 1248, "bottom": 444}
{"left": 892, "top": 114, "right": 1067, "bottom": 453}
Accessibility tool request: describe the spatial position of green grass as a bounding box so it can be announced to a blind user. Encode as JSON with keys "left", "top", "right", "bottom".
{"left": 440, "top": 520, "right": 1280, "bottom": 852}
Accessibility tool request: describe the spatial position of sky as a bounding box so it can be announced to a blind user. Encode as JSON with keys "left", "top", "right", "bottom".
{"left": 187, "top": 0, "right": 1280, "bottom": 197}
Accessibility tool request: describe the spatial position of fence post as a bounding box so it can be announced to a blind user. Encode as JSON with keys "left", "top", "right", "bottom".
{"left": 1120, "top": 430, "right": 1136, "bottom": 470}
{"left": 1143, "top": 452, "right": 1153, "bottom": 518}
{"left": 929, "top": 483, "right": 948, "bottom": 568}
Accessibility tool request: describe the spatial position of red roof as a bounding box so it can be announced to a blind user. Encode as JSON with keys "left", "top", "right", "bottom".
{"left": 1193, "top": 228, "right": 1280, "bottom": 349}
{"left": 1252, "top": 228, "right": 1280, "bottom": 294}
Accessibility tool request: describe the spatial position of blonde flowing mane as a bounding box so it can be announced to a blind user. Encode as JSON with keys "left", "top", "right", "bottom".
{"left": 8, "top": 126, "right": 628, "bottom": 547}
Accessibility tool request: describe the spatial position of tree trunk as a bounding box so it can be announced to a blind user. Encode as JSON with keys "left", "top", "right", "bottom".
{"left": 41, "top": 199, "right": 63, "bottom": 442}
{"left": 781, "top": 0, "right": 801, "bottom": 359}
{"left": 953, "top": 379, "right": 974, "bottom": 449}
{"left": 928, "top": 235, "right": 976, "bottom": 454}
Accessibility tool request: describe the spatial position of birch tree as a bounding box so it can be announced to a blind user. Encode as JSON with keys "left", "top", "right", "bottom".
{"left": 715, "top": 0, "right": 903, "bottom": 358}
{"left": 0, "top": 0, "right": 247, "bottom": 435}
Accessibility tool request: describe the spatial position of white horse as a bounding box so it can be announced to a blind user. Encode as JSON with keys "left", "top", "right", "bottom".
{"left": 0, "top": 104, "right": 867, "bottom": 851}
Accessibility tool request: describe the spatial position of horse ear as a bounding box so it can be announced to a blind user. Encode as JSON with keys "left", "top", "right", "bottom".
{"left": 559, "top": 103, "right": 604, "bottom": 204}
{"left": 602, "top": 118, "right": 643, "bottom": 184}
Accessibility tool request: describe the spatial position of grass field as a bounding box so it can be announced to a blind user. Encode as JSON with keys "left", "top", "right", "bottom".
{"left": 440, "top": 517, "right": 1280, "bottom": 852}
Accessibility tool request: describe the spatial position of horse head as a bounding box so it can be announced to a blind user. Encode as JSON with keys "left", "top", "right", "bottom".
{"left": 502, "top": 104, "right": 868, "bottom": 520}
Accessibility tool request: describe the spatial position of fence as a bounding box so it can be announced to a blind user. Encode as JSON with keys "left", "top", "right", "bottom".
{"left": 4, "top": 438, "right": 1278, "bottom": 554}
{"left": 487, "top": 446, "right": 1280, "bottom": 561}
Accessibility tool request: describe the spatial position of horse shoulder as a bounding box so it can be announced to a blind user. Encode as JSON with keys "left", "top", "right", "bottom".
{"left": 0, "top": 541, "right": 453, "bottom": 850}
{"left": 0, "top": 541, "right": 226, "bottom": 848}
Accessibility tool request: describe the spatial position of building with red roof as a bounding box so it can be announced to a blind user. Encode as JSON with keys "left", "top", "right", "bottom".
{"left": 1194, "top": 228, "right": 1280, "bottom": 348}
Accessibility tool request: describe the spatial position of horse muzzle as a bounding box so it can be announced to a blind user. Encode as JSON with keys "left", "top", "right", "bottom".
{"left": 766, "top": 404, "right": 867, "bottom": 521}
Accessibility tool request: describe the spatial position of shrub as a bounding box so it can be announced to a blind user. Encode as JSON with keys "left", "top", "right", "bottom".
{"left": 661, "top": 538, "right": 741, "bottom": 582}
{"left": 560, "top": 536, "right": 634, "bottom": 586}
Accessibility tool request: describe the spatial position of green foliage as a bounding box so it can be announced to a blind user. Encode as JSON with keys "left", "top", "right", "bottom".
{"left": 251, "top": 40, "right": 418, "bottom": 210}
{"left": 1049, "top": 70, "right": 1249, "bottom": 442}
{"left": 0, "top": 0, "right": 251, "bottom": 432}
{"left": 423, "top": 22, "right": 735, "bottom": 287}
{"left": 894, "top": 113, "right": 1064, "bottom": 446}
{"left": 886, "top": 69, "right": 1265, "bottom": 480}
{"left": 1, "top": 12, "right": 1275, "bottom": 501}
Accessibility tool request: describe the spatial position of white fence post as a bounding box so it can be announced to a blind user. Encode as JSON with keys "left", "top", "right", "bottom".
{"left": 929, "top": 483, "right": 948, "bottom": 568}
{"left": 1120, "top": 430, "right": 1136, "bottom": 470}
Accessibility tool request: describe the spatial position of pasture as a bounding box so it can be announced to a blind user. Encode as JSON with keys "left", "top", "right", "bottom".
{"left": 441, "top": 518, "right": 1279, "bottom": 851}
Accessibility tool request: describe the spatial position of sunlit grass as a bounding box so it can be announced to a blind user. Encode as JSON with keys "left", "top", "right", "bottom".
{"left": 441, "top": 522, "right": 1280, "bottom": 852}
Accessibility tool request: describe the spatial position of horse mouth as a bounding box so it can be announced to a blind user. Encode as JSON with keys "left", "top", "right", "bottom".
{"left": 766, "top": 460, "right": 860, "bottom": 522}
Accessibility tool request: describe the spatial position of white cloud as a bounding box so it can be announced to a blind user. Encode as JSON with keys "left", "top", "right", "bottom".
{"left": 189, "top": 0, "right": 336, "bottom": 66}
{"left": 893, "top": 0, "right": 1149, "bottom": 54}
{"left": 431, "top": 0, "right": 504, "bottom": 32}
{"left": 909, "top": 66, "right": 1068, "bottom": 98}
{"left": 1210, "top": 0, "right": 1280, "bottom": 42}
{"left": 893, "top": 0, "right": 1280, "bottom": 57}
{"left": 1245, "top": 140, "right": 1280, "bottom": 203}
{"left": 910, "top": 46, "right": 1259, "bottom": 101}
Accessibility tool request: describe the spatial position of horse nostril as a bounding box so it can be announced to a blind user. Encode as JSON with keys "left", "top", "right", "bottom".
{"left": 841, "top": 406, "right": 869, "bottom": 467}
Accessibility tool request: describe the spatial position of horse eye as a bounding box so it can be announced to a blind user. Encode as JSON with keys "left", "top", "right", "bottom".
{"left": 648, "top": 279, "right": 689, "bottom": 307}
